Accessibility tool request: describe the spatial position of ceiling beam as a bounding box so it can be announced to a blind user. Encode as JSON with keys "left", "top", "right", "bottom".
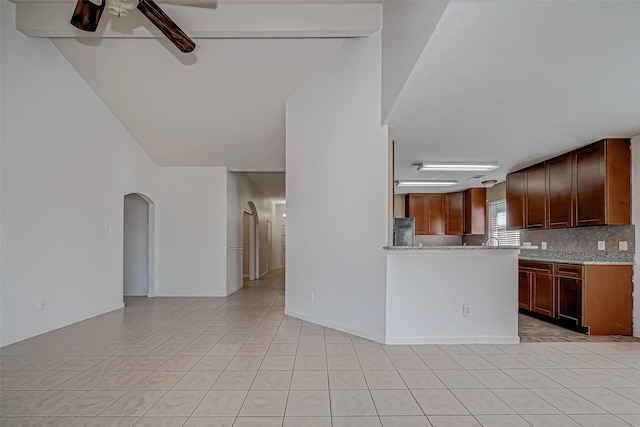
{"left": 14, "top": 3, "right": 381, "bottom": 38}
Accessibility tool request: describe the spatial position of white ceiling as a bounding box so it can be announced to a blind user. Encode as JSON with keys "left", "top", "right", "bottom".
{"left": 244, "top": 172, "right": 286, "bottom": 202}
{"left": 12, "top": 0, "right": 640, "bottom": 199}
{"left": 53, "top": 37, "right": 342, "bottom": 170}
{"left": 389, "top": 1, "right": 640, "bottom": 194}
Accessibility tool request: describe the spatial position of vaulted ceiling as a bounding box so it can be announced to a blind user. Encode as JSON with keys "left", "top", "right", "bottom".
{"left": 9, "top": 0, "right": 640, "bottom": 197}
{"left": 390, "top": 1, "right": 640, "bottom": 193}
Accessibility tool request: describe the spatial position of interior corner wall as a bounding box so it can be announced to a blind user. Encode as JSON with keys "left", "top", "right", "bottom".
{"left": 156, "top": 167, "right": 227, "bottom": 297}
{"left": 0, "top": 0, "right": 158, "bottom": 347}
{"left": 226, "top": 172, "right": 276, "bottom": 295}
{"left": 286, "top": 33, "right": 389, "bottom": 343}
{"left": 632, "top": 135, "right": 640, "bottom": 337}
{"left": 381, "top": 0, "right": 448, "bottom": 123}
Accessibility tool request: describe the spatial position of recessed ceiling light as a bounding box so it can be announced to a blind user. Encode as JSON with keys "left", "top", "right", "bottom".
{"left": 418, "top": 163, "right": 499, "bottom": 172}
{"left": 395, "top": 180, "right": 459, "bottom": 187}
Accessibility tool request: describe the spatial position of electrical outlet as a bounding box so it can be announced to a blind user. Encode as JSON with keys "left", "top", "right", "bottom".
{"left": 619, "top": 241, "right": 628, "bottom": 251}
{"left": 463, "top": 305, "right": 472, "bottom": 317}
{"left": 38, "top": 299, "right": 45, "bottom": 310}
{"left": 541, "top": 242, "right": 547, "bottom": 250}
{"left": 598, "top": 241, "right": 605, "bottom": 251}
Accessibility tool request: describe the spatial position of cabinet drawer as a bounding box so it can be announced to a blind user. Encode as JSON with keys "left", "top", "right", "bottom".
{"left": 519, "top": 261, "right": 553, "bottom": 273}
{"left": 554, "top": 263, "right": 584, "bottom": 278}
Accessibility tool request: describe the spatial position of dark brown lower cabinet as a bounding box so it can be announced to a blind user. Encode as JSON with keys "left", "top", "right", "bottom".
{"left": 518, "top": 260, "right": 632, "bottom": 335}
{"left": 556, "top": 276, "right": 582, "bottom": 325}
{"left": 532, "top": 273, "right": 554, "bottom": 317}
{"left": 518, "top": 271, "right": 532, "bottom": 310}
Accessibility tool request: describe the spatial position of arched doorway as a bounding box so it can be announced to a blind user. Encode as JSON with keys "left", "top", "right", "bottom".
{"left": 243, "top": 201, "right": 261, "bottom": 280}
{"left": 123, "top": 193, "right": 155, "bottom": 299}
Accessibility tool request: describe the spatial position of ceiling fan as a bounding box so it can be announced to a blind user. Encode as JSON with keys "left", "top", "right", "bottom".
{"left": 70, "top": 0, "right": 196, "bottom": 52}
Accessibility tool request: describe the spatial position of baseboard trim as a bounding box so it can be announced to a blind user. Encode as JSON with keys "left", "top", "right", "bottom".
{"left": 384, "top": 335, "right": 520, "bottom": 345}
{"left": 284, "top": 309, "right": 385, "bottom": 344}
{"left": 227, "top": 282, "right": 243, "bottom": 296}
{"left": 1, "top": 302, "right": 125, "bottom": 348}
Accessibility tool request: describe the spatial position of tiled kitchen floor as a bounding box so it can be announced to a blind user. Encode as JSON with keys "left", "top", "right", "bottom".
{"left": 2, "top": 270, "right": 640, "bottom": 427}
{"left": 519, "top": 315, "right": 640, "bottom": 343}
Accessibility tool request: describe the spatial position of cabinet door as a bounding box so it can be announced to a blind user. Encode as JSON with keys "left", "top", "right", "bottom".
{"left": 427, "top": 194, "right": 445, "bottom": 235}
{"left": 518, "top": 271, "right": 532, "bottom": 310}
{"left": 507, "top": 171, "right": 525, "bottom": 230}
{"left": 525, "top": 164, "right": 547, "bottom": 229}
{"left": 445, "top": 192, "right": 464, "bottom": 235}
{"left": 532, "top": 273, "right": 554, "bottom": 317}
{"left": 547, "top": 153, "right": 574, "bottom": 228}
{"left": 556, "top": 276, "right": 583, "bottom": 325}
{"left": 405, "top": 194, "right": 427, "bottom": 235}
{"left": 575, "top": 141, "right": 605, "bottom": 226}
{"left": 464, "top": 188, "right": 486, "bottom": 235}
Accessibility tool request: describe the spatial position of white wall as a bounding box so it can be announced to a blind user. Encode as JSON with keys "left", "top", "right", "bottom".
{"left": 156, "top": 167, "right": 227, "bottom": 296}
{"left": 272, "top": 203, "right": 286, "bottom": 270}
{"left": 632, "top": 134, "right": 640, "bottom": 337}
{"left": 381, "top": 0, "right": 448, "bottom": 123}
{"left": 286, "top": 34, "right": 389, "bottom": 342}
{"left": 1, "top": 0, "right": 158, "bottom": 346}
{"left": 386, "top": 250, "right": 519, "bottom": 344}
{"left": 226, "top": 172, "right": 276, "bottom": 294}
{"left": 123, "top": 194, "right": 150, "bottom": 296}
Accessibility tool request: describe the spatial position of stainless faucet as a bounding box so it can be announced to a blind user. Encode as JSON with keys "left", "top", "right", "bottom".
{"left": 485, "top": 237, "right": 500, "bottom": 247}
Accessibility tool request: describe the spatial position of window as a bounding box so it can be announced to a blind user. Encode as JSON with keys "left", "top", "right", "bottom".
{"left": 488, "top": 199, "right": 520, "bottom": 246}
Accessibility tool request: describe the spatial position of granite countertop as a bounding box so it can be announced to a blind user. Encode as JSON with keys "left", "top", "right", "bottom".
{"left": 384, "top": 245, "right": 537, "bottom": 251}
{"left": 518, "top": 250, "right": 635, "bottom": 265}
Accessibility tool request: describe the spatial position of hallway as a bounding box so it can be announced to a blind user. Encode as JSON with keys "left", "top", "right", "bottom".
{"left": 2, "top": 269, "right": 640, "bottom": 426}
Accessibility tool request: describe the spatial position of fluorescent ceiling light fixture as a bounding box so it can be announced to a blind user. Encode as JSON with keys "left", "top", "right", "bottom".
{"left": 396, "top": 180, "right": 459, "bottom": 187}
{"left": 418, "top": 163, "right": 499, "bottom": 172}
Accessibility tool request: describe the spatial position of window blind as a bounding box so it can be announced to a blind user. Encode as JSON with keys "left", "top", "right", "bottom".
{"left": 488, "top": 199, "right": 520, "bottom": 246}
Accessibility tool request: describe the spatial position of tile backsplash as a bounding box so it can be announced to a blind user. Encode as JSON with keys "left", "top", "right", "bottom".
{"left": 519, "top": 225, "right": 635, "bottom": 254}
{"left": 415, "top": 235, "right": 462, "bottom": 246}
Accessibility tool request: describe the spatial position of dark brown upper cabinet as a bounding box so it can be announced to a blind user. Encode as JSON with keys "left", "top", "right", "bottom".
{"left": 506, "top": 138, "right": 630, "bottom": 230}
{"left": 427, "top": 194, "right": 445, "bottom": 235}
{"left": 445, "top": 192, "right": 464, "bottom": 235}
{"left": 525, "top": 163, "right": 547, "bottom": 229}
{"left": 547, "top": 153, "right": 574, "bottom": 228}
{"left": 575, "top": 139, "right": 631, "bottom": 226}
{"left": 506, "top": 170, "right": 525, "bottom": 230}
{"left": 405, "top": 193, "right": 444, "bottom": 235}
{"left": 464, "top": 188, "right": 486, "bottom": 235}
{"left": 405, "top": 194, "right": 426, "bottom": 235}
{"left": 405, "top": 189, "right": 485, "bottom": 236}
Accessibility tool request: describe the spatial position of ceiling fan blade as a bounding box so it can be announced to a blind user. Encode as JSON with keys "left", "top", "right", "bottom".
{"left": 70, "top": 0, "right": 105, "bottom": 32}
{"left": 137, "top": 0, "right": 195, "bottom": 53}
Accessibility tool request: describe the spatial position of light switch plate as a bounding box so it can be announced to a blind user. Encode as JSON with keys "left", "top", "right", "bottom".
{"left": 541, "top": 242, "right": 547, "bottom": 250}
{"left": 598, "top": 241, "right": 605, "bottom": 251}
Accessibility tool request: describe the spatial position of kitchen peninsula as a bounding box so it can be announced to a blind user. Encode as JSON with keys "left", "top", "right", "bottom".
{"left": 384, "top": 245, "right": 530, "bottom": 344}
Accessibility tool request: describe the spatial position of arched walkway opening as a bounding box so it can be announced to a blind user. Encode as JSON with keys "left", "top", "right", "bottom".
{"left": 123, "top": 193, "right": 155, "bottom": 300}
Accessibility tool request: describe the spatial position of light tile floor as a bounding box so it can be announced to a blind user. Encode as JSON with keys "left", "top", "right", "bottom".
{"left": 1, "top": 269, "right": 640, "bottom": 426}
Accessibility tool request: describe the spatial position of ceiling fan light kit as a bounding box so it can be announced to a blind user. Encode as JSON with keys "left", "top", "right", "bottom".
{"left": 106, "top": 0, "right": 139, "bottom": 17}
{"left": 70, "top": 0, "right": 196, "bottom": 53}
